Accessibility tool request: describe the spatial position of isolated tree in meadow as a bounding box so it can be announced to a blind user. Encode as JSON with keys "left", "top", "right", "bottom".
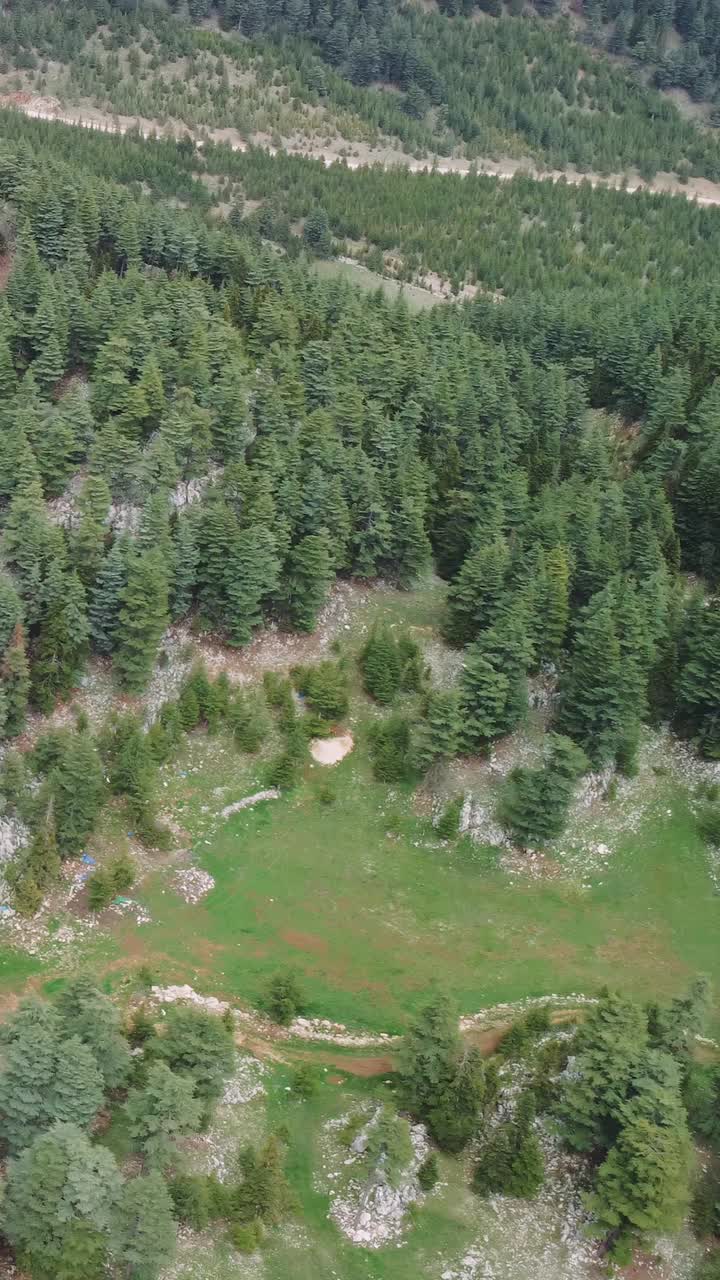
{"left": 265, "top": 970, "right": 305, "bottom": 1027}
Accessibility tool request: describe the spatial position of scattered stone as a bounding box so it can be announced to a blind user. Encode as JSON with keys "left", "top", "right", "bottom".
{"left": 151, "top": 984, "right": 229, "bottom": 1015}
{"left": 290, "top": 1016, "right": 397, "bottom": 1047}
{"left": 319, "top": 1105, "right": 428, "bottom": 1248}
{"left": 221, "top": 1056, "right": 267, "bottom": 1105}
{"left": 173, "top": 868, "right": 215, "bottom": 904}
{"left": 221, "top": 789, "right": 280, "bottom": 818}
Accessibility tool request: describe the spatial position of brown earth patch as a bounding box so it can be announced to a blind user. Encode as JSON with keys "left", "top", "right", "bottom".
{"left": 280, "top": 929, "right": 329, "bottom": 956}
{"left": 596, "top": 930, "right": 688, "bottom": 978}
{"left": 293, "top": 1048, "right": 396, "bottom": 1077}
{"left": 0, "top": 252, "right": 13, "bottom": 292}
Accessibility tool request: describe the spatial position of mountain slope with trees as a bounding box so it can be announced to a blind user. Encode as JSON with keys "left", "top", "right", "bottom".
{"left": 2, "top": 0, "right": 720, "bottom": 179}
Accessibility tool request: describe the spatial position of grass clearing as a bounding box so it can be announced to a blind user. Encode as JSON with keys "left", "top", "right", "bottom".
{"left": 0, "top": 579, "right": 718, "bottom": 1039}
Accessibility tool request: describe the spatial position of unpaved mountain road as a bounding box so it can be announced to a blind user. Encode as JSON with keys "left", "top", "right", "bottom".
{"left": 5, "top": 89, "right": 720, "bottom": 208}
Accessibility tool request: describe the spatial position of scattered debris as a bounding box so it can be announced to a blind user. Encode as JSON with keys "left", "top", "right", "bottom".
{"left": 108, "top": 899, "right": 151, "bottom": 925}
{"left": 173, "top": 868, "right": 215, "bottom": 904}
{"left": 309, "top": 734, "right": 354, "bottom": 766}
{"left": 221, "top": 789, "right": 280, "bottom": 818}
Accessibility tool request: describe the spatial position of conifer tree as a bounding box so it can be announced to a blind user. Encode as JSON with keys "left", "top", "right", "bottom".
{"left": 415, "top": 689, "right": 461, "bottom": 771}
{"left": 677, "top": 597, "right": 720, "bottom": 758}
{"left": 556, "top": 595, "right": 624, "bottom": 767}
{"left": 459, "top": 647, "right": 510, "bottom": 753}
{"left": 225, "top": 526, "right": 280, "bottom": 645}
{"left": 113, "top": 1171, "right": 176, "bottom": 1280}
{"left": 153, "top": 1004, "right": 235, "bottom": 1112}
{"left": 0, "top": 1007, "right": 58, "bottom": 1152}
{"left": 89, "top": 538, "right": 128, "bottom": 655}
{"left": 587, "top": 1105, "right": 692, "bottom": 1263}
{"left": 558, "top": 991, "right": 648, "bottom": 1154}
{"left": 56, "top": 974, "right": 132, "bottom": 1090}
{"left": 125, "top": 1062, "right": 202, "bottom": 1170}
{"left": 283, "top": 533, "right": 333, "bottom": 632}
{"left": 499, "top": 734, "right": 588, "bottom": 847}
{"left": 360, "top": 624, "right": 402, "bottom": 704}
{"left": 537, "top": 545, "right": 570, "bottom": 663}
{"left": 3, "top": 1123, "right": 121, "bottom": 1279}
{"left": 48, "top": 1036, "right": 104, "bottom": 1131}
{"left": 228, "top": 690, "right": 270, "bottom": 753}
{"left": 172, "top": 512, "right": 199, "bottom": 621}
{"left": 32, "top": 563, "right": 89, "bottom": 712}
{"left": 115, "top": 550, "right": 169, "bottom": 693}
{"left": 400, "top": 994, "right": 483, "bottom": 1151}
{"left": 2, "top": 623, "right": 30, "bottom": 738}
{"left": 444, "top": 538, "right": 510, "bottom": 648}
{"left": 474, "top": 1092, "right": 544, "bottom": 1199}
{"left": 49, "top": 731, "right": 105, "bottom": 857}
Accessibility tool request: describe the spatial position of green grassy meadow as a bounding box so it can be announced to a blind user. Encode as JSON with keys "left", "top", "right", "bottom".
{"left": 0, "top": 580, "right": 717, "bottom": 1037}
{"left": 129, "top": 737, "right": 720, "bottom": 1035}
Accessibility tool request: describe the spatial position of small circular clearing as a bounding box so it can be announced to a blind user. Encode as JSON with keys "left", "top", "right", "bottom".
{"left": 310, "top": 733, "right": 354, "bottom": 766}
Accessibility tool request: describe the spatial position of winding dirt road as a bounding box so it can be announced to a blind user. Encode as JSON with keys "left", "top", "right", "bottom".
{"left": 5, "top": 89, "right": 720, "bottom": 208}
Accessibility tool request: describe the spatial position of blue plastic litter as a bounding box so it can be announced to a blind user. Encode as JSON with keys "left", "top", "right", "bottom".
{"left": 0, "top": 904, "right": 12, "bottom": 914}
{"left": 81, "top": 854, "right": 96, "bottom": 865}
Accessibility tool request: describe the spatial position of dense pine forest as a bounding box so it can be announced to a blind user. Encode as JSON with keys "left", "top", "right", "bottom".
{"left": 0, "top": 3, "right": 718, "bottom": 1279}
{"left": 0, "top": 109, "right": 716, "bottom": 855}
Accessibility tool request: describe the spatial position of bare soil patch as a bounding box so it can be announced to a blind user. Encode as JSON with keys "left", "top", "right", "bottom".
{"left": 309, "top": 733, "right": 354, "bottom": 765}
{"left": 280, "top": 928, "right": 329, "bottom": 955}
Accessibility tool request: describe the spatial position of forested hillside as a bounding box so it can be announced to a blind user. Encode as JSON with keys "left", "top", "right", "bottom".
{"left": 3, "top": 0, "right": 720, "bottom": 177}
{"left": 0, "top": 112, "right": 717, "bottom": 794}
{"left": 0, "top": 6, "right": 718, "bottom": 1280}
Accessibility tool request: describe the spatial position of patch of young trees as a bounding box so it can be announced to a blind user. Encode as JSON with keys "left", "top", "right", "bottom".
{"left": 0, "top": 978, "right": 239, "bottom": 1279}
{"left": 397, "top": 980, "right": 711, "bottom": 1268}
